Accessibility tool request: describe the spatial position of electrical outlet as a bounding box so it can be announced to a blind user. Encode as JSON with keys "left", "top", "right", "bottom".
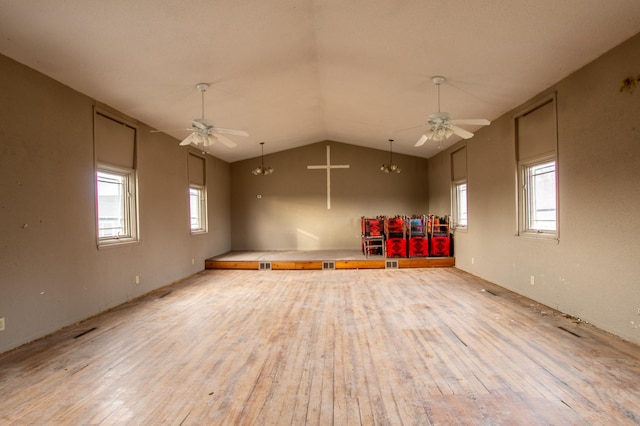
{"left": 191, "top": 258, "right": 195, "bottom": 265}
{"left": 0, "top": 317, "right": 5, "bottom": 331}
{"left": 471, "top": 257, "right": 475, "bottom": 265}
{"left": 530, "top": 275, "right": 535, "bottom": 285}
{"left": 135, "top": 275, "right": 140, "bottom": 284}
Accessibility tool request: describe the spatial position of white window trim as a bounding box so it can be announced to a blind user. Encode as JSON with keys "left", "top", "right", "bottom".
{"left": 518, "top": 154, "right": 558, "bottom": 241}
{"left": 189, "top": 183, "right": 208, "bottom": 234}
{"left": 451, "top": 179, "right": 468, "bottom": 232}
{"left": 96, "top": 162, "right": 140, "bottom": 248}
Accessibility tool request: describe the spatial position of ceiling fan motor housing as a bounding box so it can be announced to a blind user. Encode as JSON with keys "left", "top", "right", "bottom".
{"left": 427, "top": 112, "right": 451, "bottom": 125}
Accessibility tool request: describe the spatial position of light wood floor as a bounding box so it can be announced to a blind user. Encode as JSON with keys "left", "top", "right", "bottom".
{"left": 1, "top": 268, "right": 639, "bottom": 425}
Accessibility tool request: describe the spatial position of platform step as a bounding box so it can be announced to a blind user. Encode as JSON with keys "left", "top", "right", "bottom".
{"left": 205, "top": 257, "right": 454, "bottom": 270}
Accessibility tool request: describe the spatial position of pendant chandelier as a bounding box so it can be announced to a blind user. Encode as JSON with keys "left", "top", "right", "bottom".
{"left": 381, "top": 139, "right": 401, "bottom": 173}
{"left": 252, "top": 142, "right": 274, "bottom": 175}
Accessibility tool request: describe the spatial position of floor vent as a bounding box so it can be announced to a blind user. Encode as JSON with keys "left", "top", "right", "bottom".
{"left": 74, "top": 327, "right": 97, "bottom": 339}
{"left": 258, "top": 261, "right": 272, "bottom": 270}
{"left": 385, "top": 259, "right": 399, "bottom": 269}
{"left": 322, "top": 261, "right": 336, "bottom": 270}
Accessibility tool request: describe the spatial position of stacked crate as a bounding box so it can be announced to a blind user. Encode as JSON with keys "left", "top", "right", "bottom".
{"left": 407, "top": 215, "right": 428, "bottom": 257}
{"left": 385, "top": 216, "right": 407, "bottom": 258}
{"left": 361, "top": 216, "right": 385, "bottom": 257}
{"left": 428, "top": 215, "right": 451, "bottom": 257}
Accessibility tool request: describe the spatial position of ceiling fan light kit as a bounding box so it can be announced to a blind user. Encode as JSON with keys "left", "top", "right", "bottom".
{"left": 381, "top": 139, "right": 401, "bottom": 173}
{"left": 252, "top": 142, "right": 274, "bottom": 176}
{"left": 415, "top": 76, "right": 490, "bottom": 148}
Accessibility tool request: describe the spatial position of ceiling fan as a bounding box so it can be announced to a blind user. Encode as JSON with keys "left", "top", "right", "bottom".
{"left": 153, "top": 83, "right": 248, "bottom": 149}
{"left": 415, "top": 76, "right": 490, "bottom": 147}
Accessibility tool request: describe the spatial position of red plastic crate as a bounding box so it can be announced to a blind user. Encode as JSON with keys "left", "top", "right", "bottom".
{"left": 408, "top": 236, "right": 428, "bottom": 257}
{"left": 430, "top": 236, "right": 450, "bottom": 257}
{"left": 386, "top": 238, "right": 407, "bottom": 258}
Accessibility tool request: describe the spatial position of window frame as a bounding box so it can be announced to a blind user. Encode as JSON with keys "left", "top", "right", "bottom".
{"left": 189, "top": 183, "right": 207, "bottom": 234}
{"left": 514, "top": 93, "right": 559, "bottom": 241}
{"left": 452, "top": 179, "right": 468, "bottom": 231}
{"left": 96, "top": 162, "right": 139, "bottom": 247}
{"left": 518, "top": 154, "right": 558, "bottom": 239}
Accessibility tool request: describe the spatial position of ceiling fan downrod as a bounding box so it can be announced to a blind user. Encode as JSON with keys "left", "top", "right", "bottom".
{"left": 432, "top": 76, "right": 445, "bottom": 113}
{"left": 196, "top": 83, "right": 209, "bottom": 120}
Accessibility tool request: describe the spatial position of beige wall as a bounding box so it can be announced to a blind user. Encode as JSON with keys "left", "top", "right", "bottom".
{"left": 230, "top": 141, "right": 429, "bottom": 250}
{"left": 429, "top": 32, "right": 640, "bottom": 344}
{"left": 0, "top": 55, "right": 231, "bottom": 353}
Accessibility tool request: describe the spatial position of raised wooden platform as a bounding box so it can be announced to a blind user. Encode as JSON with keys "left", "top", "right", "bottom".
{"left": 205, "top": 250, "right": 455, "bottom": 270}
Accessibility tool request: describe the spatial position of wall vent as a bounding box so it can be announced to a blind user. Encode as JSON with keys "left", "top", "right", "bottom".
{"left": 258, "top": 262, "right": 272, "bottom": 270}
{"left": 385, "top": 260, "right": 399, "bottom": 269}
{"left": 322, "top": 261, "right": 336, "bottom": 270}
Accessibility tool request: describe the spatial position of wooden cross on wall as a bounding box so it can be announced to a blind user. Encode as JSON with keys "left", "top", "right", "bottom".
{"left": 307, "top": 145, "right": 350, "bottom": 209}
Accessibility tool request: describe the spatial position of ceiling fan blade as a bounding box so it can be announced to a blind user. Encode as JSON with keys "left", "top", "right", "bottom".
{"left": 452, "top": 118, "right": 490, "bottom": 126}
{"left": 179, "top": 132, "right": 197, "bottom": 146}
{"left": 215, "top": 134, "right": 237, "bottom": 148}
{"left": 215, "top": 127, "right": 249, "bottom": 137}
{"left": 415, "top": 132, "right": 429, "bottom": 147}
{"left": 449, "top": 125, "right": 475, "bottom": 139}
{"left": 151, "top": 128, "right": 193, "bottom": 133}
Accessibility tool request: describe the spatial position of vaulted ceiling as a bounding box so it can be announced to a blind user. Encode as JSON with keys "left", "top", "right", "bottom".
{"left": 1, "top": 1, "right": 639, "bottom": 162}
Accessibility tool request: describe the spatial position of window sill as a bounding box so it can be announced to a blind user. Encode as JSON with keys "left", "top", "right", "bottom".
{"left": 517, "top": 232, "right": 559, "bottom": 243}
{"left": 97, "top": 238, "right": 140, "bottom": 250}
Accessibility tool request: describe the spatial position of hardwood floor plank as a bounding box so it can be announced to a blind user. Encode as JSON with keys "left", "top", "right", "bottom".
{"left": 1, "top": 268, "right": 639, "bottom": 424}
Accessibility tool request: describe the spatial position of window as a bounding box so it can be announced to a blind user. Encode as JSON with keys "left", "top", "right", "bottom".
{"left": 521, "top": 158, "right": 556, "bottom": 233}
{"left": 188, "top": 153, "right": 207, "bottom": 234}
{"left": 453, "top": 180, "right": 468, "bottom": 228}
{"left": 94, "top": 110, "right": 139, "bottom": 247}
{"left": 97, "top": 165, "right": 138, "bottom": 242}
{"left": 451, "top": 146, "right": 468, "bottom": 230}
{"left": 189, "top": 184, "right": 206, "bottom": 232}
{"left": 515, "top": 95, "right": 558, "bottom": 239}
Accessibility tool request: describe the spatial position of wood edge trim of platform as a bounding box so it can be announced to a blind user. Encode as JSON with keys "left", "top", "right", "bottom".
{"left": 205, "top": 257, "right": 454, "bottom": 270}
